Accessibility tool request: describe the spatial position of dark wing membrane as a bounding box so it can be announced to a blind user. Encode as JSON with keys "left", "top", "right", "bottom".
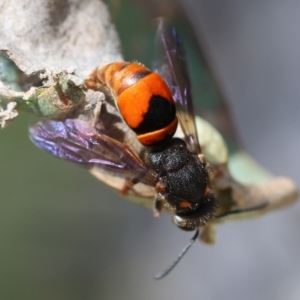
{"left": 29, "top": 119, "right": 157, "bottom": 186}
{"left": 154, "top": 18, "right": 201, "bottom": 154}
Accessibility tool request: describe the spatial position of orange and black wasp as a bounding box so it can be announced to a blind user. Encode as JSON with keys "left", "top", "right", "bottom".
{"left": 29, "top": 19, "right": 263, "bottom": 279}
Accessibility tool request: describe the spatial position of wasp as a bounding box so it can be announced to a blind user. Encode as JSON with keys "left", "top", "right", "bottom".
{"left": 84, "top": 58, "right": 218, "bottom": 226}
{"left": 29, "top": 19, "right": 265, "bottom": 279}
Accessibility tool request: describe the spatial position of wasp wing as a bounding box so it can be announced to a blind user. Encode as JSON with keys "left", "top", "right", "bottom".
{"left": 29, "top": 119, "right": 157, "bottom": 186}
{"left": 154, "top": 18, "right": 201, "bottom": 154}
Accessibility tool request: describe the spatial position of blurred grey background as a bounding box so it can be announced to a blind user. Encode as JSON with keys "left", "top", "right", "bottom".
{"left": 1, "top": 1, "right": 300, "bottom": 299}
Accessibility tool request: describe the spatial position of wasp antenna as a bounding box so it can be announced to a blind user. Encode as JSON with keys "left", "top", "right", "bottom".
{"left": 216, "top": 201, "right": 269, "bottom": 219}
{"left": 154, "top": 230, "right": 199, "bottom": 280}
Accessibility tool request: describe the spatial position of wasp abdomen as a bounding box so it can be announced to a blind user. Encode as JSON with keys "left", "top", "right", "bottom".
{"left": 92, "top": 62, "right": 178, "bottom": 146}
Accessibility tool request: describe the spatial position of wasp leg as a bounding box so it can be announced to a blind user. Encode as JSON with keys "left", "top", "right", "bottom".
{"left": 153, "top": 193, "right": 165, "bottom": 218}
{"left": 120, "top": 178, "right": 139, "bottom": 196}
{"left": 91, "top": 100, "right": 104, "bottom": 128}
